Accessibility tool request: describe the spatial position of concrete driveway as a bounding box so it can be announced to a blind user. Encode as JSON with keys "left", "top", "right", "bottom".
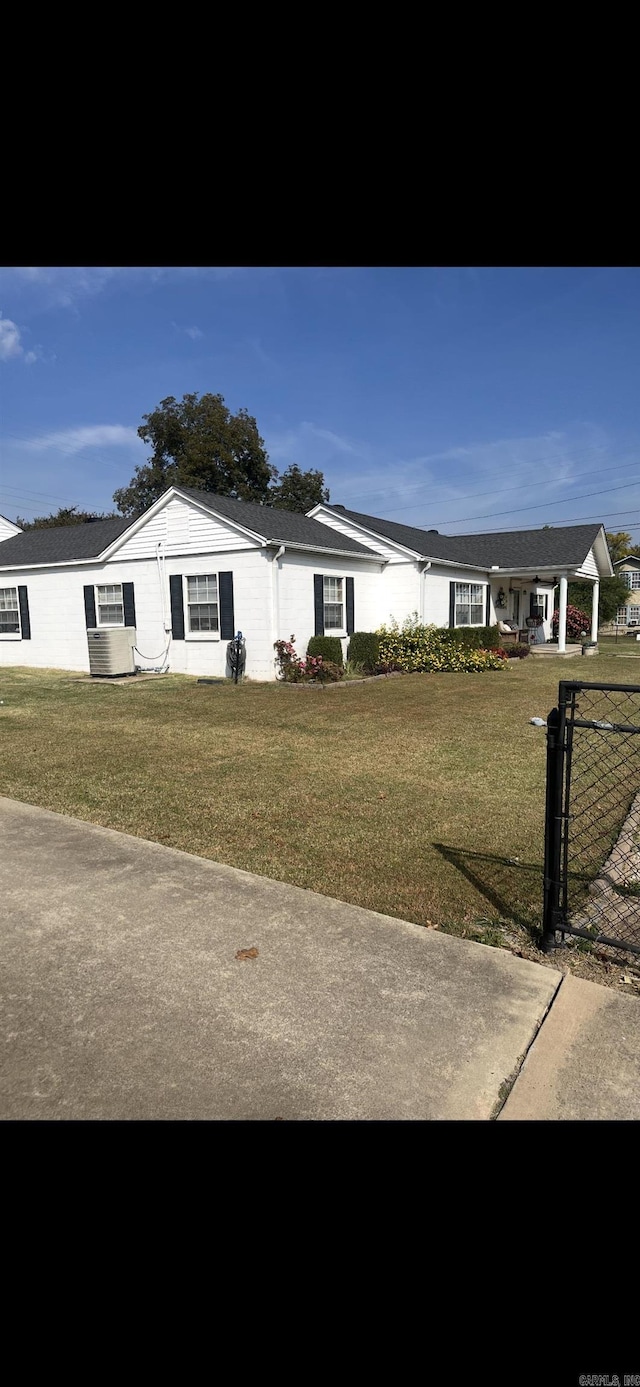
{"left": 1, "top": 796, "right": 639, "bottom": 1120}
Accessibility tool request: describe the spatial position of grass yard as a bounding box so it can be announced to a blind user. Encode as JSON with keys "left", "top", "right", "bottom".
{"left": 2, "top": 651, "right": 640, "bottom": 951}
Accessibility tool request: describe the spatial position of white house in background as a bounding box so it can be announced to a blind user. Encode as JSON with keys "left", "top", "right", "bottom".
{"left": 0, "top": 485, "right": 613, "bottom": 678}
{"left": 614, "top": 553, "right": 640, "bottom": 626}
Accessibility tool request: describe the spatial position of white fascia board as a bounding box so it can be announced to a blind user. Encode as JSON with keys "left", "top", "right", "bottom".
{"left": 266, "top": 540, "right": 383, "bottom": 562}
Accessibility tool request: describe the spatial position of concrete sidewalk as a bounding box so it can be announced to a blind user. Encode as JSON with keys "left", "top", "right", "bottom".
{"left": 0, "top": 796, "right": 638, "bottom": 1120}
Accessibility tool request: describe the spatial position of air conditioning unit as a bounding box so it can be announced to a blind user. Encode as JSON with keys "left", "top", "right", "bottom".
{"left": 87, "top": 627, "right": 136, "bottom": 677}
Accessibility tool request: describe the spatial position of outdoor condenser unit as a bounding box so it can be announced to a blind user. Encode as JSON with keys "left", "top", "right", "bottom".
{"left": 87, "top": 627, "right": 137, "bottom": 677}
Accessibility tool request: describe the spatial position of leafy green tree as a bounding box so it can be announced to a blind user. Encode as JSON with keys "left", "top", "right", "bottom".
{"left": 269, "top": 463, "right": 329, "bottom": 513}
{"left": 113, "top": 393, "right": 276, "bottom": 515}
{"left": 568, "top": 576, "right": 631, "bottom": 623}
{"left": 606, "top": 530, "right": 634, "bottom": 564}
{"left": 112, "top": 392, "right": 331, "bottom": 517}
{"left": 16, "top": 506, "right": 118, "bottom": 530}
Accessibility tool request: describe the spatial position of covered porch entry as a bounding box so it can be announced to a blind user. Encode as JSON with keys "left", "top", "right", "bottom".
{"left": 491, "top": 572, "right": 601, "bottom": 654}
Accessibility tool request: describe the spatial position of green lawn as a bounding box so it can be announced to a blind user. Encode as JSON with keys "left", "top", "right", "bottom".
{"left": 0, "top": 652, "right": 636, "bottom": 938}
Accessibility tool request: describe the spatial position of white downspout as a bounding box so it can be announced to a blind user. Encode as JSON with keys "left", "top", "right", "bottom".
{"left": 419, "top": 560, "right": 431, "bottom": 622}
{"left": 271, "top": 545, "right": 285, "bottom": 660}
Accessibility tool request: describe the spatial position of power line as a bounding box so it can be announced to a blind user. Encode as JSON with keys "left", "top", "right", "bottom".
{"left": 361, "top": 456, "right": 640, "bottom": 518}
{"left": 445, "top": 507, "right": 640, "bottom": 535}
{"left": 421, "top": 478, "right": 640, "bottom": 529}
{"left": 337, "top": 438, "right": 622, "bottom": 511}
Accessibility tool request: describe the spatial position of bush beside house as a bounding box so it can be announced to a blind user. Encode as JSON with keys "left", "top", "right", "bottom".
{"left": 306, "top": 635, "right": 344, "bottom": 666}
{"left": 376, "top": 617, "right": 507, "bottom": 673}
{"left": 347, "top": 632, "right": 380, "bottom": 672}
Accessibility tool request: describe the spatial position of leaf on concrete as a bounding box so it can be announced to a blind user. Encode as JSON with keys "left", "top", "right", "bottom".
{"left": 236, "top": 947, "right": 259, "bottom": 961}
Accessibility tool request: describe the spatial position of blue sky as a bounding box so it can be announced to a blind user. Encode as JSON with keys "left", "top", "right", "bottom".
{"left": 2, "top": 264, "right": 640, "bottom": 540}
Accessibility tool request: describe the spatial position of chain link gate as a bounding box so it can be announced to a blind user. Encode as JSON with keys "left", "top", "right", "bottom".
{"left": 543, "top": 680, "right": 640, "bottom": 955}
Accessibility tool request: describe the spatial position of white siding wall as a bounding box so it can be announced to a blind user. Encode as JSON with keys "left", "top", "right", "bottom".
{"left": 311, "top": 508, "right": 410, "bottom": 563}
{"left": 109, "top": 495, "right": 257, "bottom": 560}
{"left": 0, "top": 516, "right": 21, "bottom": 543}
{"left": 574, "top": 546, "right": 599, "bottom": 579}
{"left": 379, "top": 561, "right": 422, "bottom": 625}
{"left": 277, "top": 552, "right": 381, "bottom": 663}
{"left": 424, "top": 565, "right": 492, "bottom": 628}
{"left": 0, "top": 549, "right": 276, "bottom": 679}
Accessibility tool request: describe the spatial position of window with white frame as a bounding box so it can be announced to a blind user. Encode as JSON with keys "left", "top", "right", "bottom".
{"left": 96, "top": 583, "right": 124, "bottom": 626}
{"left": 323, "top": 576, "right": 344, "bottom": 630}
{"left": 0, "top": 587, "right": 20, "bottom": 635}
{"left": 623, "top": 570, "right": 640, "bottom": 589}
{"left": 454, "top": 582, "right": 485, "bottom": 626}
{"left": 187, "top": 574, "right": 219, "bottom": 632}
{"left": 531, "top": 593, "right": 548, "bottom": 621}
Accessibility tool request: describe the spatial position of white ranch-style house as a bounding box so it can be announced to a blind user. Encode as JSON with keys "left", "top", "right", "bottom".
{"left": 0, "top": 487, "right": 613, "bottom": 678}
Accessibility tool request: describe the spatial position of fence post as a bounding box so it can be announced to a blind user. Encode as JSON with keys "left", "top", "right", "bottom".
{"left": 542, "top": 701, "right": 564, "bottom": 950}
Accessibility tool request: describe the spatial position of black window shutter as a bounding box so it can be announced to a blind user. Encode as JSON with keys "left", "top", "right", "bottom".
{"left": 219, "top": 572, "right": 235, "bottom": 639}
{"left": 530, "top": 591, "right": 537, "bottom": 617}
{"left": 123, "top": 582, "right": 136, "bottom": 628}
{"left": 169, "top": 574, "right": 185, "bottom": 640}
{"left": 84, "top": 584, "right": 97, "bottom": 629}
{"left": 486, "top": 585, "right": 491, "bottom": 626}
{"left": 314, "top": 574, "right": 324, "bottom": 636}
{"left": 449, "top": 581, "right": 456, "bottom": 628}
{"left": 17, "top": 586, "right": 31, "bottom": 640}
{"left": 346, "top": 576, "right": 355, "bottom": 635}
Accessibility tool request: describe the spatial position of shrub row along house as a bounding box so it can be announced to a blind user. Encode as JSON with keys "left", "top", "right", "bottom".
{"left": 0, "top": 487, "right": 613, "bottom": 678}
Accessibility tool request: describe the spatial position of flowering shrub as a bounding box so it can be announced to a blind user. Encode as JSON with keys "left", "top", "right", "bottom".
{"left": 376, "top": 617, "right": 507, "bottom": 673}
{"left": 274, "top": 637, "right": 343, "bottom": 683}
{"left": 551, "top": 604, "right": 590, "bottom": 639}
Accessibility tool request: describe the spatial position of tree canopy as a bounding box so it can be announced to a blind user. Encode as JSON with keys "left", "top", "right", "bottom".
{"left": 16, "top": 506, "right": 118, "bottom": 531}
{"left": 112, "top": 392, "right": 330, "bottom": 517}
{"left": 605, "top": 530, "right": 635, "bottom": 564}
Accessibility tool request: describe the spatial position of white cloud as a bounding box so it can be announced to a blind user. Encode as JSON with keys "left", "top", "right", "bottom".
{"left": 267, "top": 421, "right": 371, "bottom": 465}
{"left": 23, "top": 425, "right": 143, "bottom": 455}
{"left": 0, "top": 266, "right": 246, "bottom": 312}
{"left": 0, "top": 311, "right": 38, "bottom": 364}
{"left": 171, "top": 321, "right": 204, "bottom": 340}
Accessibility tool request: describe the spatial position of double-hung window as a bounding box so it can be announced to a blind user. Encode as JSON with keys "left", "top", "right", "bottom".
{"left": 323, "top": 576, "right": 344, "bottom": 631}
{"left": 0, "top": 587, "right": 20, "bottom": 635}
{"left": 454, "top": 582, "right": 485, "bottom": 626}
{"left": 531, "top": 593, "right": 548, "bottom": 621}
{"left": 187, "top": 574, "right": 219, "bottom": 633}
{"left": 96, "top": 583, "right": 124, "bottom": 626}
{"left": 625, "top": 570, "right": 640, "bottom": 589}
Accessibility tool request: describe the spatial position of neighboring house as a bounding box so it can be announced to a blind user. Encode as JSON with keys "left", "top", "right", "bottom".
{"left": 0, "top": 486, "right": 614, "bottom": 677}
{"left": 614, "top": 554, "right": 640, "bottom": 626}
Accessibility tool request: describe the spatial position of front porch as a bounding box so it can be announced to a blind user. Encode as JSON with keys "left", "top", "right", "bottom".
{"left": 529, "top": 643, "right": 582, "bottom": 658}
{"left": 491, "top": 571, "right": 601, "bottom": 655}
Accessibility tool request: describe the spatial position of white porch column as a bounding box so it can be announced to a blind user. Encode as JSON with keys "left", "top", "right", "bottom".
{"left": 558, "top": 574, "right": 568, "bottom": 653}
{"left": 591, "top": 579, "right": 600, "bottom": 643}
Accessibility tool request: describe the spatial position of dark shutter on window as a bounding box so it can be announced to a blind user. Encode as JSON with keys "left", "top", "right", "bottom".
{"left": 17, "top": 586, "right": 31, "bottom": 640}
{"left": 530, "top": 591, "right": 537, "bottom": 617}
{"left": 314, "top": 574, "right": 324, "bottom": 635}
{"left": 219, "top": 572, "right": 235, "bottom": 639}
{"left": 123, "top": 582, "right": 136, "bottom": 628}
{"left": 486, "top": 585, "right": 491, "bottom": 626}
{"left": 84, "top": 584, "right": 97, "bottom": 629}
{"left": 169, "top": 574, "right": 185, "bottom": 640}
{"left": 346, "top": 577, "right": 354, "bottom": 635}
{"left": 449, "top": 581, "right": 456, "bottom": 628}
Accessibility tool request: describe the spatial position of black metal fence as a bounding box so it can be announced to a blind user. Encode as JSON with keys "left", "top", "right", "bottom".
{"left": 543, "top": 680, "right": 640, "bottom": 954}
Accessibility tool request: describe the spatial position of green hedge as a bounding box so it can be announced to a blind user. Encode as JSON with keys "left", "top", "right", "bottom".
{"left": 376, "top": 619, "right": 506, "bottom": 673}
{"left": 347, "top": 632, "right": 380, "bottom": 671}
{"left": 307, "top": 635, "right": 344, "bottom": 666}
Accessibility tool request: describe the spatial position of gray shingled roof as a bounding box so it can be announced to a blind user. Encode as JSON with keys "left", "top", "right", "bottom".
{"left": 326, "top": 507, "right": 604, "bottom": 570}
{"left": 175, "top": 487, "right": 374, "bottom": 555}
{"left": 0, "top": 489, "right": 375, "bottom": 568}
{"left": 0, "top": 516, "right": 132, "bottom": 565}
